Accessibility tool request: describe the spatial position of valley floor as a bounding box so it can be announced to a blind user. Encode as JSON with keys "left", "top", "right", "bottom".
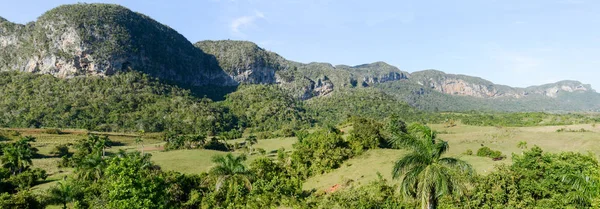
{"left": 17, "top": 123, "right": 600, "bottom": 193}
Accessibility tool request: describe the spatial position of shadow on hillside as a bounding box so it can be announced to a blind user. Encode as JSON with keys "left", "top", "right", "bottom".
{"left": 155, "top": 53, "right": 239, "bottom": 101}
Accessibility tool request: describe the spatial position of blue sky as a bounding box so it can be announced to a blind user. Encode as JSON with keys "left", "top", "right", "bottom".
{"left": 1, "top": 0, "right": 599, "bottom": 88}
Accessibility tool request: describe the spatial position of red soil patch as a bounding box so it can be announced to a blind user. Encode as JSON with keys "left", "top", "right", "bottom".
{"left": 327, "top": 184, "right": 341, "bottom": 193}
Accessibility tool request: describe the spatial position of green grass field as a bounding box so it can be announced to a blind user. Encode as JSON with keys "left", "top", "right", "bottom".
{"left": 6, "top": 123, "right": 600, "bottom": 193}
{"left": 305, "top": 123, "right": 600, "bottom": 191}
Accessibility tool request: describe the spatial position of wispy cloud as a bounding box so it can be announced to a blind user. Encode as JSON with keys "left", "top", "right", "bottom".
{"left": 230, "top": 11, "right": 265, "bottom": 36}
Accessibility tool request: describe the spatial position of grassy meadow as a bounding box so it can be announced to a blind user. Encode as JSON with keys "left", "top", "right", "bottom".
{"left": 9, "top": 123, "right": 600, "bottom": 193}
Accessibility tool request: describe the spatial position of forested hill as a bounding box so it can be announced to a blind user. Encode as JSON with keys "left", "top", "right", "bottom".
{"left": 1, "top": 3, "right": 599, "bottom": 112}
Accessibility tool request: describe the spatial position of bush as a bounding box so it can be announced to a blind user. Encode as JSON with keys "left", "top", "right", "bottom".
{"left": 347, "top": 117, "right": 385, "bottom": 154}
{"left": 477, "top": 146, "right": 504, "bottom": 159}
{"left": 218, "top": 129, "right": 242, "bottom": 140}
{"left": 290, "top": 128, "right": 353, "bottom": 178}
{"left": 0, "top": 130, "right": 20, "bottom": 141}
{"left": 203, "top": 138, "right": 231, "bottom": 151}
{"left": 43, "top": 129, "right": 64, "bottom": 135}
{"left": 256, "top": 148, "right": 267, "bottom": 155}
{"left": 0, "top": 191, "right": 44, "bottom": 209}
{"left": 278, "top": 127, "right": 296, "bottom": 137}
{"left": 464, "top": 149, "right": 473, "bottom": 155}
{"left": 256, "top": 132, "right": 276, "bottom": 140}
{"left": 294, "top": 130, "right": 309, "bottom": 142}
{"left": 7, "top": 168, "right": 47, "bottom": 190}
{"left": 49, "top": 144, "right": 69, "bottom": 157}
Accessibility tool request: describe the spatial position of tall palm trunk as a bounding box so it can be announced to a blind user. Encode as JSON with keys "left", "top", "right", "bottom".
{"left": 426, "top": 189, "right": 437, "bottom": 209}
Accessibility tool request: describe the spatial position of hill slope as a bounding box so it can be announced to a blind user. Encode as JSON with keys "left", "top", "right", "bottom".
{"left": 0, "top": 4, "right": 232, "bottom": 86}
{"left": 1, "top": 3, "right": 599, "bottom": 112}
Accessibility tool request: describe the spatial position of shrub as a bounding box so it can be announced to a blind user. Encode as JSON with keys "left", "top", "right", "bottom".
{"left": 203, "top": 138, "right": 230, "bottom": 151}
{"left": 43, "top": 129, "right": 64, "bottom": 135}
{"left": 0, "top": 130, "right": 20, "bottom": 141}
{"left": 347, "top": 117, "right": 386, "bottom": 154}
{"left": 290, "top": 128, "right": 353, "bottom": 178}
{"left": 279, "top": 127, "right": 296, "bottom": 137}
{"left": 295, "top": 130, "right": 309, "bottom": 142}
{"left": 218, "top": 129, "right": 242, "bottom": 140}
{"left": 477, "top": 146, "right": 504, "bottom": 159}
{"left": 256, "top": 148, "right": 267, "bottom": 155}
{"left": 256, "top": 132, "right": 276, "bottom": 140}
{"left": 7, "top": 168, "right": 48, "bottom": 189}
{"left": 556, "top": 128, "right": 590, "bottom": 133}
{"left": 49, "top": 144, "right": 70, "bottom": 157}
{"left": 464, "top": 149, "right": 473, "bottom": 155}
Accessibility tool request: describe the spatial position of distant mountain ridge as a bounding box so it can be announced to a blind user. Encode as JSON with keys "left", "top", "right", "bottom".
{"left": 1, "top": 3, "right": 598, "bottom": 112}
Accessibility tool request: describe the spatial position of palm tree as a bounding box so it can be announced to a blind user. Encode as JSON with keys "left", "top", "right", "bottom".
{"left": 188, "top": 134, "right": 206, "bottom": 149}
{"left": 48, "top": 180, "right": 82, "bottom": 209}
{"left": 562, "top": 173, "right": 600, "bottom": 206}
{"left": 210, "top": 153, "right": 253, "bottom": 192}
{"left": 1, "top": 137, "right": 37, "bottom": 175}
{"left": 75, "top": 155, "right": 105, "bottom": 182}
{"left": 245, "top": 135, "right": 257, "bottom": 153}
{"left": 96, "top": 136, "right": 111, "bottom": 158}
{"left": 135, "top": 136, "right": 144, "bottom": 155}
{"left": 517, "top": 141, "right": 528, "bottom": 150}
{"left": 390, "top": 123, "right": 474, "bottom": 209}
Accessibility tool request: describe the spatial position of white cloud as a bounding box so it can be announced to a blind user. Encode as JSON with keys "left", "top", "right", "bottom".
{"left": 230, "top": 11, "right": 266, "bottom": 35}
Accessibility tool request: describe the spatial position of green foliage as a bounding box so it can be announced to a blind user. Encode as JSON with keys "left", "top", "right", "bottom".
{"left": 0, "top": 71, "right": 236, "bottom": 133}
{"left": 456, "top": 146, "right": 600, "bottom": 208}
{"left": 1, "top": 137, "right": 38, "bottom": 175}
{"left": 223, "top": 84, "right": 310, "bottom": 132}
{"left": 517, "top": 141, "right": 528, "bottom": 150}
{"left": 476, "top": 146, "right": 504, "bottom": 159}
{"left": 556, "top": 127, "right": 591, "bottom": 132}
{"left": 163, "top": 132, "right": 206, "bottom": 151}
{"left": 376, "top": 72, "right": 600, "bottom": 112}
{"left": 46, "top": 180, "right": 84, "bottom": 209}
{"left": 217, "top": 129, "right": 242, "bottom": 140}
{"left": 291, "top": 128, "right": 353, "bottom": 178}
{"left": 457, "top": 112, "right": 599, "bottom": 127}
{"left": 390, "top": 123, "right": 474, "bottom": 209}
{"left": 305, "top": 88, "right": 433, "bottom": 126}
{"left": 50, "top": 144, "right": 70, "bottom": 157}
{"left": 194, "top": 40, "right": 287, "bottom": 76}
{"left": 0, "top": 190, "right": 44, "bottom": 209}
{"left": 0, "top": 130, "right": 20, "bottom": 141}
{"left": 346, "top": 117, "right": 386, "bottom": 154}
{"left": 6, "top": 168, "right": 47, "bottom": 190}
{"left": 250, "top": 157, "right": 302, "bottom": 197}
{"left": 42, "top": 129, "right": 64, "bottom": 135}
{"left": 207, "top": 153, "right": 253, "bottom": 207}
{"left": 100, "top": 152, "right": 168, "bottom": 209}
{"left": 65, "top": 134, "right": 113, "bottom": 181}
{"left": 30, "top": 3, "right": 221, "bottom": 86}
{"left": 305, "top": 175, "right": 414, "bottom": 209}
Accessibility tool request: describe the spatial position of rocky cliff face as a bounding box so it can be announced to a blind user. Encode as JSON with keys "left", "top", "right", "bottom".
{"left": 0, "top": 4, "right": 234, "bottom": 86}
{"left": 525, "top": 81, "right": 592, "bottom": 98}
{"left": 1, "top": 3, "right": 596, "bottom": 103}
{"left": 409, "top": 70, "right": 594, "bottom": 99}
{"left": 194, "top": 40, "right": 289, "bottom": 85}
{"left": 424, "top": 78, "right": 503, "bottom": 97}
{"left": 194, "top": 41, "right": 407, "bottom": 99}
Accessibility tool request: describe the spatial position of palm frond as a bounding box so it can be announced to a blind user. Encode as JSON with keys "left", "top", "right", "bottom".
{"left": 432, "top": 140, "right": 449, "bottom": 159}
{"left": 439, "top": 157, "right": 474, "bottom": 176}
{"left": 392, "top": 152, "right": 430, "bottom": 179}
